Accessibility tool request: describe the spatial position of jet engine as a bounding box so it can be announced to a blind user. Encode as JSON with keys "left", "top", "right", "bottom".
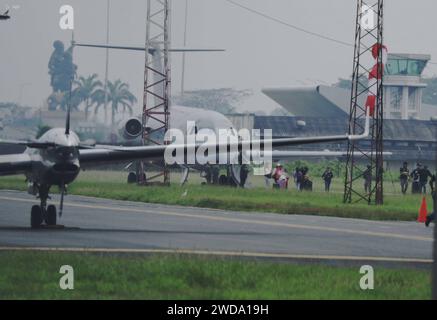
{"left": 119, "top": 118, "right": 143, "bottom": 140}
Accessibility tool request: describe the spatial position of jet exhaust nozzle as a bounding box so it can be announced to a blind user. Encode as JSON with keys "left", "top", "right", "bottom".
{"left": 120, "top": 118, "right": 143, "bottom": 140}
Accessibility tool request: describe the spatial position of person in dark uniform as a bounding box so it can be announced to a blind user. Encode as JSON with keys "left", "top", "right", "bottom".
{"left": 399, "top": 162, "right": 410, "bottom": 194}
{"left": 239, "top": 164, "right": 250, "bottom": 188}
{"left": 212, "top": 166, "right": 220, "bottom": 185}
{"left": 425, "top": 191, "right": 436, "bottom": 227}
{"left": 322, "top": 167, "right": 334, "bottom": 192}
{"left": 363, "top": 165, "right": 372, "bottom": 194}
{"left": 430, "top": 171, "right": 436, "bottom": 193}
{"left": 411, "top": 163, "right": 421, "bottom": 194}
{"left": 300, "top": 167, "right": 312, "bottom": 191}
{"left": 420, "top": 166, "right": 433, "bottom": 194}
{"left": 204, "top": 162, "right": 212, "bottom": 184}
{"left": 294, "top": 168, "right": 303, "bottom": 191}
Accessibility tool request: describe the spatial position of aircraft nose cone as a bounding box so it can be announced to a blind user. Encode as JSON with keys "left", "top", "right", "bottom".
{"left": 50, "top": 162, "right": 80, "bottom": 185}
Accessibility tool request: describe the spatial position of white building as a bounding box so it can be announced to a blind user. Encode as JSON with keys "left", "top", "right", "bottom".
{"left": 384, "top": 53, "right": 430, "bottom": 120}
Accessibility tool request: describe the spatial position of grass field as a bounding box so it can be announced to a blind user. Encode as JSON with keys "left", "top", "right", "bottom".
{"left": 0, "top": 251, "right": 431, "bottom": 300}
{"left": 0, "top": 170, "right": 431, "bottom": 221}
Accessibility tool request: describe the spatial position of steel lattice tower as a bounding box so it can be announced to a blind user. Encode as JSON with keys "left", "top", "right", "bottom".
{"left": 344, "top": 0, "right": 385, "bottom": 205}
{"left": 139, "top": 0, "right": 171, "bottom": 185}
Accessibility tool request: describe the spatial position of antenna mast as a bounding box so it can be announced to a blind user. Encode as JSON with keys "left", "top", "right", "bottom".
{"left": 139, "top": 0, "right": 172, "bottom": 186}
{"left": 344, "top": 0, "right": 385, "bottom": 205}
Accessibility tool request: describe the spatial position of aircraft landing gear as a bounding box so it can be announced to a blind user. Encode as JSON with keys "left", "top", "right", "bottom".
{"left": 30, "top": 185, "right": 57, "bottom": 228}
{"left": 127, "top": 172, "right": 137, "bottom": 184}
{"left": 31, "top": 205, "right": 43, "bottom": 228}
{"left": 127, "top": 171, "right": 147, "bottom": 184}
{"left": 46, "top": 205, "right": 57, "bottom": 226}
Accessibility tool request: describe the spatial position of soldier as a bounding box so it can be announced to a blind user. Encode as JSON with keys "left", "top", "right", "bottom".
{"left": 399, "top": 162, "right": 410, "bottom": 195}
{"left": 212, "top": 166, "right": 220, "bottom": 185}
{"left": 420, "top": 166, "right": 433, "bottom": 194}
{"left": 363, "top": 165, "right": 372, "bottom": 194}
{"left": 239, "top": 164, "right": 250, "bottom": 188}
{"left": 203, "top": 162, "right": 212, "bottom": 184}
{"left": 322, "top": 167, "right": 334, "bottom": 192}
{"left": 430, "top": 171, "right": 436, "bottom": 193}
{"left": 411, "top": 163, "right": 421, "bottom": 194}
{"left": 294, "top": 167, "right": 303, "bottom": 190}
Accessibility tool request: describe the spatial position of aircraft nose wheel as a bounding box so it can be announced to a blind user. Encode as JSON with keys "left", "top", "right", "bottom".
{"left": 30, "top": 185, "right": 60, "bottom": 228}
{"left": 31, "top": 205, "right": 57, "bottom": 228}
{"left": 31, "top": 205, "right": 43, "bottom": 228}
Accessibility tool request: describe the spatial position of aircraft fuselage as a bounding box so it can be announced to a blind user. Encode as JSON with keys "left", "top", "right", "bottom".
{"left": 25, "top": 128, "right": 81, "bottom": 187}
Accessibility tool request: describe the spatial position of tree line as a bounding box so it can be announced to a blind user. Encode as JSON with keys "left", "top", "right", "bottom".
{"left": 47, "top": 74, "right": 137, "bottom": 125}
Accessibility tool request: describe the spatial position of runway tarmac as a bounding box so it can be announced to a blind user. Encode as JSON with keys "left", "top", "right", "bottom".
{"left": 0, "top": 190, "right": 434, "bottom": 266}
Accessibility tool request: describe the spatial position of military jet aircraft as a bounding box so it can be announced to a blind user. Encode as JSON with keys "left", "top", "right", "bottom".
{"left": 0, "top": 102, "right": 370, "bottom": 228}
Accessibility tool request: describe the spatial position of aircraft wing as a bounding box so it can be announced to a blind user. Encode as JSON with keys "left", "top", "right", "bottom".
{"left": 268, "top": 150, "right": 393, "bottom": 159}
{"left": 0, "top": 114, "right": 370, "bottom": 173}
{"left": 79, "top": 134, "right": 355, "bottom": 165}
{"left": 80, "top": 111, "right": 370, "bottom": 164}
{"left": 0, "top": 153, "right": 32, "bottom": 176}
{"left": 0, "top": 138, "right": 57, "bottom": 149}
{"left": 270, "top": 150, "right": 348, "bottom": 158}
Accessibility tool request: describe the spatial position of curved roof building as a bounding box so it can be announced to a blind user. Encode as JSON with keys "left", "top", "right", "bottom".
{"left": 262, "top": 53, "right": 437, "bottom": 121}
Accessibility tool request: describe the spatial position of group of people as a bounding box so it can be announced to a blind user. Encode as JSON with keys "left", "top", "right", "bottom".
{"left": 265, "top": 164, "right": 334, "bottom": 192}
{"left": 202, "top": 161, "right": 436, "bottom": 199}
{"left": 268, "top": 162, "right": 436, "bottom": 196}
{"left": 266, "top": 164, "right": 315, "bottom": 191}
{"left": 268, "top": 164, "right": 289, "bottom": 189}
{"left": 202, "top": 163, "right": 221, "bottom": 185}
{"left": 294, "top": 167, "right": 313, "bottom": 191}
{"left": 399, "top": 162, "right": 435, "bottom": 195}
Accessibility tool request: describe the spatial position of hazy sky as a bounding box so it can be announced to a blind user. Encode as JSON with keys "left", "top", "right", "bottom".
{"left": 1, "top": 0, "right": 437, "bottom": 114}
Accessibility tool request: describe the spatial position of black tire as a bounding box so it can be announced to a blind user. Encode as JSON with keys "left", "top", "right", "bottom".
{"left": 127, "top": 172, "right": 137, "bottom": 184}
{"left": 46, "top": 205, "right": 57, "bottom": 226}
{"left": 31, "top": 205, "right": 43, "bottom": 228}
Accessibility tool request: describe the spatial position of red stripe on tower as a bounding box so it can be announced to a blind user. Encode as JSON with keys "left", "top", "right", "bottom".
{"left": 366, "top": 43, "right": 388, "bottom": 116}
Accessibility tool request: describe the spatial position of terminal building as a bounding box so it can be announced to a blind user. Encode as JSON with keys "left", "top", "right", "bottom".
{"left": 229, "top": 53, "right": 437, "bottom": 168}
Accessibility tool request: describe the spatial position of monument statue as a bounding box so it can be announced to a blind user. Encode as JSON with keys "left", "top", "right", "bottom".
{"left": 47, "top": 40, "right": 77, "bottom": 111}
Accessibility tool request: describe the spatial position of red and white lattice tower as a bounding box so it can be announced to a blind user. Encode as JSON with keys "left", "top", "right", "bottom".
{"left": 139, "top": 0, "right": 171, "bottom": 185}
{"left": 344, "top": 0, "right": 385, "bottom": 205}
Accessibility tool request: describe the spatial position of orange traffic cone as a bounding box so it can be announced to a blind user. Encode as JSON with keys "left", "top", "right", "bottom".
{"left": 417, "top": 196, "right": 428, "bottom": 223}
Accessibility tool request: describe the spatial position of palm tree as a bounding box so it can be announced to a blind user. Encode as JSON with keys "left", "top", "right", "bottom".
{"left": 92, "top": 89, "right": 106, "bottom": 120}
{"left": 106, "top": 79, "right": 137, "bottom": 126}
{"left": 73, "top": 74, "right": 103, "bottom": 120}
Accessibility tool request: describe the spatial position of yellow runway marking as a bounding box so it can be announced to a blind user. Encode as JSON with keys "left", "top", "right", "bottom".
{"left": 0, "top": 195, "right": 432, "bottom": 242}
{"left": 0, "top": 246, "right": 432, "bottom": 264}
